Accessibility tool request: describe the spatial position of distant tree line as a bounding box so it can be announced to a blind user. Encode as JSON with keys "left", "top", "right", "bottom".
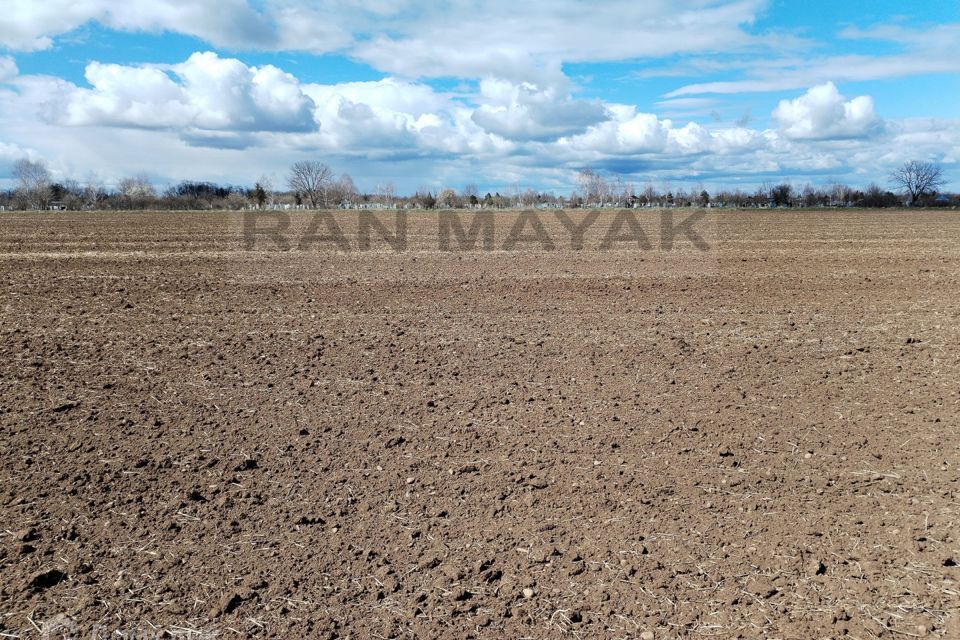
{"left": 1, "top": 158, "right": 953, "bottom": 212}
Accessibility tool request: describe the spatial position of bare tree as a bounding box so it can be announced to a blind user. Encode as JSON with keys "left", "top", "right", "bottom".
{"left": 437, "top": 188, "right": 459, "bottom": 209}
{"left": 287, "top": 161, "right": 333, "bottom": 208}
{"left": 754, "top": 182, "right": 771, "bottom": 206}
{"left": 577, "top": 169, "right": 609, "bottom": 206}
{"left": 611, "top": 175, "right": 626, "bottom": 206}
{"left": 890, "top": 160, "right": 945, "bottom": 205}
{"left": 83, "top": 172, "right": 107, "bottom": 209}
{"left": 58, "top": 179, "right": 84, "bottom": 210}
{"left": 729, "top": 189, "right": 748, "bottom": 207}
{"left": 674, "top": 187, "right": 689, "bottom": 207}
{"left": 594, "top": 174, "right": 608, "bottom": 206}
{"left": 830, "top": 182, "right": 851, "bottom": 207}
{"left": 460, "top": 184, "right": 478, "bottom": 202}
{"left": 13, "top": 158, "right": 51, "bottom": 209}
{"left": 510, "top": 182, "right": 522, "bottom": 208}
{"left": 373, "top": 182, "right": 396, "bottom": 207}
{"left": 336, "top": 173, "right": 358, "bottom": 206}
{"left": 225, "top": 192, "right": 249, "bottom": 210}
{"left": 576, "top": 169, "right": 595, "bottom": 205}
{"left": 660, "top": 180, "right": 674, "bottom": 206}
{"left": 800, "top": 184, "right": 814, "bottom": 208}
{"left": 643, "top": 182, "right": 657, "bottom": 207}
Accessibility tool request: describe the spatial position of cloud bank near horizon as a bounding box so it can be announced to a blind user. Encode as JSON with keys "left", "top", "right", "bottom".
{"left": 0, "top": 1, "right": 957, "bottom": 193}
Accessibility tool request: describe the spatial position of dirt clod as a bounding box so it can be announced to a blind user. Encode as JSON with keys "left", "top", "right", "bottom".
{"left": 25, "top": 569, "right": 67, "bottom": 593}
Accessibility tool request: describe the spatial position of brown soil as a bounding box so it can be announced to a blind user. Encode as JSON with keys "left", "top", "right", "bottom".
{"left": 1, "top": 209, "right": 958, "bottom": 639}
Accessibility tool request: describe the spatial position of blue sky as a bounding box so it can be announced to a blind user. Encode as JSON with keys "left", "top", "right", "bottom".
{"left": 0, "top": 1, "right": 957, "bottom": 195}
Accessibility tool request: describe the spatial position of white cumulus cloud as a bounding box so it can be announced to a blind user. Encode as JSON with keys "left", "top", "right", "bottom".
{"left": 471, "top": 79, "right": 608, "bottom": 142}
{"left": 299, "top": 78, "right": 511, "bottom": 157}
{"left": 773, "top": 82, "right": 881, "bottom": 140}
{"left": 52, "top": 52, "right": 317, "bottom": 139}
